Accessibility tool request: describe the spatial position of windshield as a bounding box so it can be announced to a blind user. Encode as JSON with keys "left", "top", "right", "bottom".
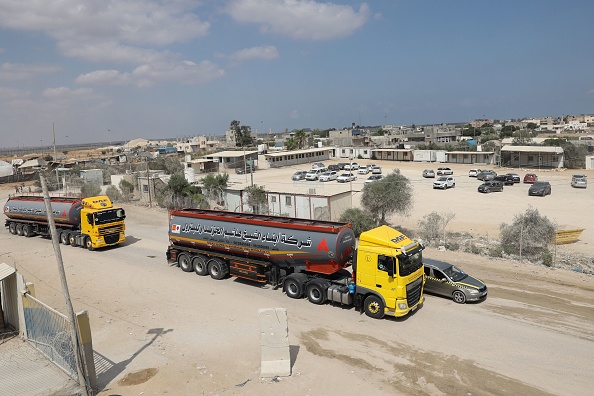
{"left": 442, "top": 265, "right": 467, "bottom": 282}
{"left": 94, "top": 208, "right": 126, "bottom": 225}
{"left": 399, "top": 250, "right": 423, "bottom": 276}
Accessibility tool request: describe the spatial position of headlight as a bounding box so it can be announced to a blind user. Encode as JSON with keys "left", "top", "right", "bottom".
{"left": 468, "top": 289, "right": 479, "bottom": 294}
{"left": 398, "top": 303, "right": 407, "bottom": 310}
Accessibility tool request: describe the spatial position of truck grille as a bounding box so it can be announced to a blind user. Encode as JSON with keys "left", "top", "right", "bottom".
{"left": 99, "top": 224, "right": 124, "bottom": 236}
{"left": 406, "top": 277, "right": 423, "bottom": 307}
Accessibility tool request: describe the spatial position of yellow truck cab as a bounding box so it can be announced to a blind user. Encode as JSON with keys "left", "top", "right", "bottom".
{"left": 354, "top": 225, "right": 425, "bottom": 318}
{"left": 80, "top": 196, "right": 126, "bottom": 250}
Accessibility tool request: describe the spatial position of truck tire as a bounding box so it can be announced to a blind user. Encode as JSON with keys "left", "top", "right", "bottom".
{"left": 68, "top": 233, "right": 77, "bottom": 247}
{"left": 23, "top": 225, "right": 34, "bottom": 237}
{"left": 178, "top": 253, "right": 193, "bottom": 272}
{"left": 193, "top": 255, "right": 208, "bottom": 276}
{"left": 84, "top": 237, "right": 94, "bottom": 251}
{"left": 16, "top": 224, "right": 24, "bottom": 236}
{"left": 8, "top": 222, "right": 17, "bottom": 235}
{"left": 208, "top": 258, "right": 228, "bottom": 280}
{"left": 60, "top": 231, "right": 70, "bottom": 245}
{"left": 284, "top": 274, "right": 308, "bottom": 299}
{"left": 364, "top": 295, "right": 385, "bottom": 319}
{"left": 306, "top": 280, "right": 329, "bottom": 305}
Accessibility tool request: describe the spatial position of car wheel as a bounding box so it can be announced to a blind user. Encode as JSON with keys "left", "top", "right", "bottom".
{"left": 453, "top": 290, "right": 467, "bottom": 304}
{"left": 363, "top": 295, "right": 385, "bottom": 319}
{"left": 486, "top": 188, "right": 491, "bottom": 193}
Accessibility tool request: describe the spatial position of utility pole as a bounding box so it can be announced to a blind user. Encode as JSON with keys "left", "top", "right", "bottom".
{"left": 40, "top": 174, "right": 90, "bottom": 396}
{"left": 146, "top": 156, "right": 152, "bottom": 208}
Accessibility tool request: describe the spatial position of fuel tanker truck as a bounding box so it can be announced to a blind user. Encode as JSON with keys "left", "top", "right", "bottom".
{"left": 166, "top": 208, "right": 425, "bottom": 319}
{"left": 4, "top": 195, "right": 126, "bottom": 250}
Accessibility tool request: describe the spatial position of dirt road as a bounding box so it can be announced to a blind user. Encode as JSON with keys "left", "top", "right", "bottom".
{"left": 1, "top": 160, "right": 593, "bottom": 395}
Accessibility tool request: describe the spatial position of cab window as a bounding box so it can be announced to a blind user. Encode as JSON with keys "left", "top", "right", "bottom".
{"left": 424, "top": 266, "right": 431, "bottom": 277}
{"left": 433, "top": 269, "right": 447, "bottom": 281}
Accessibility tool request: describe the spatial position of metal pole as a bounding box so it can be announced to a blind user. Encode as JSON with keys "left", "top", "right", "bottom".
{"left": 40, "top": 174, "right": 90, "bottom": 396}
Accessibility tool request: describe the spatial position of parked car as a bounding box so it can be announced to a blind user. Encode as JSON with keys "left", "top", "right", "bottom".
{"left": 337, "top": 162, "right": 349, "bottom": 170}
{"left": 422, "top": 169, "right": 435, "bottom": 178}
{"left": 236, "top": 165, "right": 254, "bottom": 174}
{"left": 528, "top": 181, "right": 551, "bottom": 196}
{"left": 506, "top": 173, "right": 521, "bottom": 183}
{"left": 318, "top": 171, "right": 338, "bottom": 182}
{"left": 337, "top": 172, "right": 356, "bottom": 183}
{"left": 437, "top": 167, "right": 453, "bottom": 176}
{"left": 305, "top": 168, "right": 326, "bottom": 181}
{"left": 344, "top": 162, "right": 359, "bottom": 170}
{"left": 477, "top": 170, "right": 497, "bottom": 181}
{"left": 357, "top": 165, "right": 371, "bottom": 175}
{"left": 433, "top": 176, "right": 455, "bottom": 189}
{"left": 364, "top": 174, "right": 384, "bottom": 184}
{"left": 327, "top": 164, "right": 340, "bottom": 172}
{"left": 311, "top": 162, "right": 326, "bottom": 170}
{"left": 423, "top": 259, "right": 488, "bottom": 304}
{"left": 571, "top": 174, "right": 587, "bottom": 188}
{"left": 523, "top": 173, "right": 538, "bottom": 184}
{"left": 371, "top": 165, "right": 382, "bottom": 174}
{"left": 291, "top": 170, "right": 308, "bottom": 181}
{"left": 468, "top": 169, "right": 481, "bottom": 177}
{"left": 494, "top": 174, "right": 515, "bottom": 185}
{"left": 477, "top": 181, "right": 504, "bottom": 193}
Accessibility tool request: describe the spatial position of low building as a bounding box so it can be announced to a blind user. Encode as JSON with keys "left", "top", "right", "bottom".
{"left": 500, "top": 145, "right": 564, "bottom": 168}
{"left": 264, "top": 148, "right": 331, "bottom": 168}
{"left": 445, "top": 151, "right": 495, "bottom": 165}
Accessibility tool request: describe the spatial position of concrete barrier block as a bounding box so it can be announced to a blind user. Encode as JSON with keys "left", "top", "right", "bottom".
{"left": 258, "top": 308, "right": 291, "bottom": 377}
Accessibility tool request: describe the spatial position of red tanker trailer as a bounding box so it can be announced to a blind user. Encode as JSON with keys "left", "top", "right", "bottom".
{"left": 4, "top": 195, "right": 126, "bottom": 250}
{"left": 166, "top": 208, "right": 426, "bottom": 319}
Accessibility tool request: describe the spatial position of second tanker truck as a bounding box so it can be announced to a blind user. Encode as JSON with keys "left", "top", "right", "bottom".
{"left": 166, "top": 208, "right": 425, "bottom": 319}
{"left": 4, "top": 194, "right": 126, "bottom": 250}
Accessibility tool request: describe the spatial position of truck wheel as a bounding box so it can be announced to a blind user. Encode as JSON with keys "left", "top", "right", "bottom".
{"left": 60, "top": 231, "right": 70, "bottom": 245}
{"left": 84, "top": 237, "right": 94, "bottom": 251}
{"left": 452, "top": 290, "right": 467, "bottom": 304}
{"left": 8, "top": 222, "right": 17, "bottom": 234}
{"left": 178, "top": 253, "right": 193, "bottom": 272}
{"left": 306, "top": 280, "right": 329, "bottom": 305}
{"left": 23, "top": 225, "right": 34, "bottom": 237}
{"left": 68, "top": 234, "right": 77, "bottom": 247}
{"left": 193, "top": 255, "right": 208, "bottom": 276}
{"left": 15, "top": 224, "right": 24, "bottom": 236}
{"left": 208, "top": 258, "right": 228, "bottom": 280}
{"left": 364, "top": 295, "right": 385, "bottom": 319}
{"left": 284, "top": 274, "right": 308, "bottom": 299}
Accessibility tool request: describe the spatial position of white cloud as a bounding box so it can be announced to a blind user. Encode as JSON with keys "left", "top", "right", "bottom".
{"left": 42, "top": 87, "right": 94, "bottom": 99}
{"left": 228, "top": 46, "right": 279, "bottom": 64}
{"left": 0, "top": 63, "right": 61, "bottom": 81}
{"left": 77, "top": 60, "right": 225, "bottom": 88}
{"left": 225, "top": 0, "right": 370, "bottom": 40}
{"left": 0, "top": 86, "right": 29, "bottom": 99}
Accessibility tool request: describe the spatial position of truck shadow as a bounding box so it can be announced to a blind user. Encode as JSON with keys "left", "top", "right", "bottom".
{"left": 93, "top": 327, "right": 173, "bottom": 391}
{"left": 119, "top": 235, "right": 140, "bottom": 246}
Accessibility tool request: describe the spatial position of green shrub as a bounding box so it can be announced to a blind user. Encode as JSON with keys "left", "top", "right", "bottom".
{"left": 541, "top": 251, "right": 553, "bottom": 267}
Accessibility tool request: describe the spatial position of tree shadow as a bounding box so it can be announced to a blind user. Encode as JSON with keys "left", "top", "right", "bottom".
{"left": 92, "top": 327, "right": 173, "bottom": 392}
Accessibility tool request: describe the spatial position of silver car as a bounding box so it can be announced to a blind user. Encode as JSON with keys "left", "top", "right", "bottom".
{"left": 423, "top": 259, "right": 487, "bottom": 304}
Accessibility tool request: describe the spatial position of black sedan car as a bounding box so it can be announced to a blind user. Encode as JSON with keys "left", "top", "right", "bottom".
{"left": 528, "top": 181, "right": 551, "bottom": 196}
{"left": 477, "top": 181, "right": 503, "bottom": 193}
{"left": 423, "top": 259, "right": 487, "bottom": 304}
{"left": 494, "top": 174, "right": 515, "bottom": 185}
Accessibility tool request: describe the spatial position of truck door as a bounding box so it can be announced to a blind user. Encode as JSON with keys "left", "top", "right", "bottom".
{"left": 375, "top": 255, "right": 396, "bottom": 308}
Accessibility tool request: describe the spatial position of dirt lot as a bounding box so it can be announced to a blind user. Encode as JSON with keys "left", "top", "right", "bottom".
{"left": 1, "top": 159, "right": 593, "bottom": 395}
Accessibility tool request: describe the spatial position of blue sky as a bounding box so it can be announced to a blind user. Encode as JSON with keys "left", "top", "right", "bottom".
{"left": 1, "top": 0, "right": 593, "bottom": 147}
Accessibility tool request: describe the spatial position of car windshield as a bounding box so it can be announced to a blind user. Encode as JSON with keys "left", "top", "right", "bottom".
{"left": 94, "top": 208, "right": 126, "bottom": 225}
{"left": 437, "top": 177, "right": 447, "bottom": 181}
{"left": 442, "top": 265, "right": 467, "bottom": 282}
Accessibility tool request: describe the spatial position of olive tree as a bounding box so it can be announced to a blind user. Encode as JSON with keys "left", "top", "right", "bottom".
{"left": 500, "top": 208, "right": 556, "bottom": 260}
{"left": 201, "top": 173, "right": 229, "bottom": 207}
{"left": 81, "top": 182, "right": 101, "bottom": 198}
{"left": 360, "top": 169, "right": 413, "bottom": 224}
{"left": 417, "top": 211, "right": 456, "bottom": 246}
{"left": 244, "top": 185, "right": 267, "bottom": 214}
{"left": 339, "top": 208, "right": 376, "bottom": 237}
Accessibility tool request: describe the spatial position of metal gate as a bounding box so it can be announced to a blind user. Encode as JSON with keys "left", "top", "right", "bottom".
{"left": 23, "top": 294, "right": 78, "bottom": 380}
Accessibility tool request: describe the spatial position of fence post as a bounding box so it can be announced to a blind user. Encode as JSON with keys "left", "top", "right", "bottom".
{"left": 77, "top": 311, "right": 97, "bottom": 390}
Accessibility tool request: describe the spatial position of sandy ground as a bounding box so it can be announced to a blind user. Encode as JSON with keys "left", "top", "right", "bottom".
{"left": 1, "top": 159, "right": 593, "bottom": 396}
